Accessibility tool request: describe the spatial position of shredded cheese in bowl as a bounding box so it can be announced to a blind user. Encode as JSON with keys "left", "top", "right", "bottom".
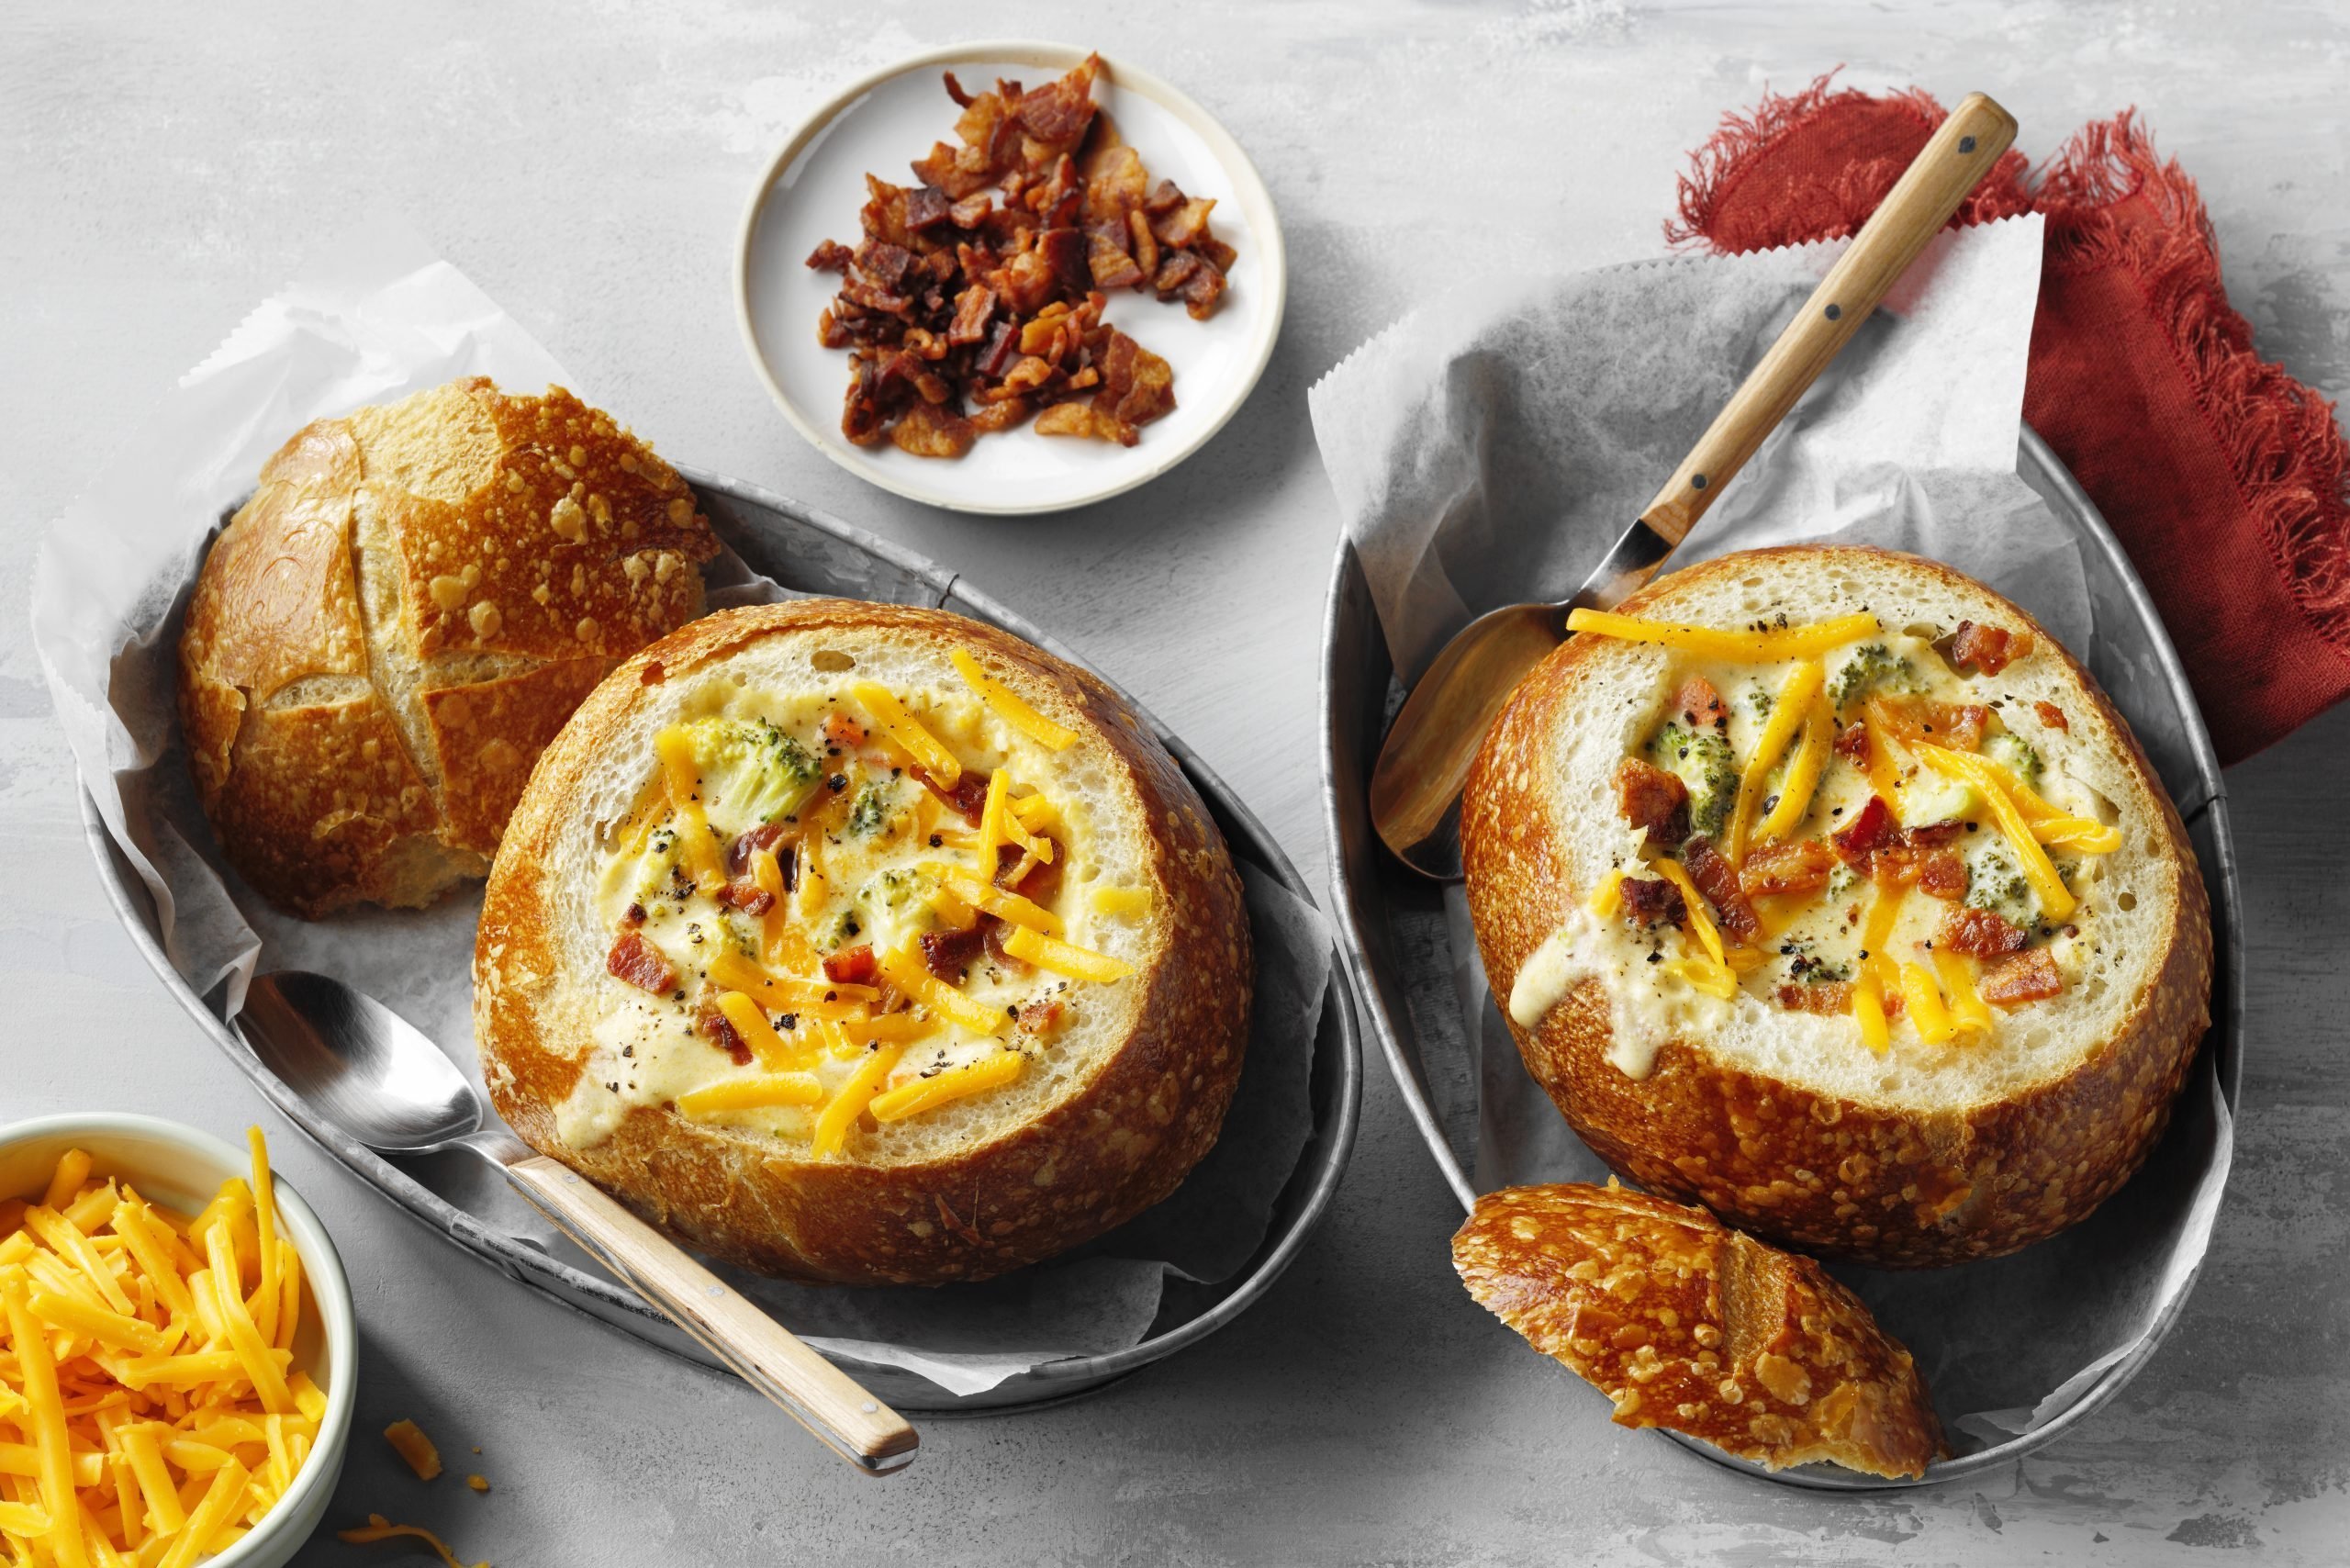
{"left": 0, "top": 1127, "right": 330, "bottom": 1568}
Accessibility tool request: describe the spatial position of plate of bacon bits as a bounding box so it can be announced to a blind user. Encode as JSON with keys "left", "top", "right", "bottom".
{"left": 737, "top": 41, "right": 1286, "bottom": 514}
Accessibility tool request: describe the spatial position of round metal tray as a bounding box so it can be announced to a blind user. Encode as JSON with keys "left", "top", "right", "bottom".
{"left": 83, "top": 465, "right": 1361, "bottom": 1415}
{"left": 1319, "top": 429, "right": 2242, "bottom": 1486}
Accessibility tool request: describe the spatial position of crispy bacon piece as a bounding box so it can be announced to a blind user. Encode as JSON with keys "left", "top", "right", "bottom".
{"left": 696, "top": 998, "right": 753, "bottom": 1066}
{"left": 606, "top": 932, "right": 676, "bottom": 994}
{"left": 1979, "top": 948, "right": 2064, "bottom": 1007}
{"left": 913, "top": 766, "right": 990, "bottom": 824}
{"left": 823, "top": 945, "right": 879, "bottom": 987}
{"left": 1094, "top": 330, "right": 1175, "bottom": 426}
{"left": 1614, "top": 757, "right": 1691, "bottom": 841}
{"left": 1776, "top": 982, "right": 1852, "bottom": 1015}
{"left": 1012, "top": 53, "right": 1100, "bottom": 145}
{"left": 1874, "top": 846, "right": 1970, "bottom": 901}
{"left": 890, "top": 400, "right": 978, "bottom": 459}
{"left": 1739, "top": 838, "right": 1836, "bottom": 899}
{"left": 920, "top": 925, "right": 987, "bottom": 982}
{"left": 1673, "top": 676, "right": 1728, "bottom": 732}
{"left": 1923, "top": 702, "right": 1989, "bottom": 751}
{"left": 1150, "top": 195, "right": 1216, "bottom": 250}
{"left": 716, "top": 879, "right": 775, "bottom": 916}
{"left": 904, "top": 185, "right": 951, "bottom": 232}
{"left": 805, "top": 239, "right": 853, "bottom": 273}
{"left": 1035, "top": 402, "right": 1138, "bottom": 445}
{"left": 1013, "top": 996, "right": 1066, "bottom": 1039}
{"left": 1178, "top": 255, "right": 1226, "bottom": 320}
{"left": 946, "top": 284, "right": 997, "bottom": 344}
{"left": 2035, "top": 700, "right": 2070, "bottom": 734}
{"left": 1937, "top": 907, "right": 2030, "bottom": 958}
{"left": 1009, "top": 847, "right": 1064, "bottom": 906}
{"left": 1830, "top": 795, "right": 1903, "bottom": 868}
{"left": 1681, "top": 835, "right": 1762, "bottom": 945}
{"left": 1085, "top": 223, "right": 1145, "bottom": 289}
{"left": 1944, "top": 620, "right": 2032, "bottom": 676}
{"left": 725, "top": 823, "right": 792, "bottom": 879}
{"left": 1617, "top": 876, "right": 1686, "bottom": 928}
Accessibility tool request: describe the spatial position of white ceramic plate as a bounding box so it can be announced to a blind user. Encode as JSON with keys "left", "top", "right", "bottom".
{"left": 736, "top": 41, "right": 1286, "bottom": 515}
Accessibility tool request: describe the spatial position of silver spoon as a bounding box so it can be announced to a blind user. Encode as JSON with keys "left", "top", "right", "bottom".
{"left": 1368, "top": 92, "right": 2019, "bottom": 880}
{"left": 236, "top": 969, "right": 919, "bottom": 1475}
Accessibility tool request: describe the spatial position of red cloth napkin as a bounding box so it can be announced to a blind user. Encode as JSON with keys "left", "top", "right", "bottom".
{"left": 1669, "top": 77, "right": 2350, "bottom": 766}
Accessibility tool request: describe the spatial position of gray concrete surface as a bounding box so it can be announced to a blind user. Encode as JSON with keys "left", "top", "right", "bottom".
{"left": 5, "top": 2, "right": 2347, "bottom": 1562}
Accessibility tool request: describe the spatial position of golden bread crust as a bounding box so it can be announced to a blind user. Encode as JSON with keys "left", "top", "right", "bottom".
{"left": 474, "top": 600, "right": 1253, "bottom": 1285}
{"left": 1454, "top": 1183, "right": 1948, "bottom": 1479}
{"left": 1462, "top": 546, "right": 2213, "bottom": 1266}
{"left": 176, "top": 378, "right": 718, "bottom": 916}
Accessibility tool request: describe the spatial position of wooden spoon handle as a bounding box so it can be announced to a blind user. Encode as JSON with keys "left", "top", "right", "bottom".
{"left": 504, "top": 1155, "right": 918, "bottom": 1474}
{"left": 1639, "top": 91, "right": 2019, "bottom": 543}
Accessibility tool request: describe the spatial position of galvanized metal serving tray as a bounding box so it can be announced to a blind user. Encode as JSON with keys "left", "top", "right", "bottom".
{"left": 1320, "top": 430, "right": 2243, "bottom": 1487}
{"left": 83, "top": 465, "right": 1360, "bottom": 1415}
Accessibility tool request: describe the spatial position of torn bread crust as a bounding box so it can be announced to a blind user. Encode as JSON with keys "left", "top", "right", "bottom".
{"left": 1454, "top": 1182, "right": 1948, "bottom": 1480}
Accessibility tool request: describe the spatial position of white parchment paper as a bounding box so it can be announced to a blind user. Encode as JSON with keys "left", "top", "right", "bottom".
{"left": 30, "top": 218, "right": 1329, "bottom": 1397}
{"left": 1308, "top": 217, "right": 2234, "bottom": 1449}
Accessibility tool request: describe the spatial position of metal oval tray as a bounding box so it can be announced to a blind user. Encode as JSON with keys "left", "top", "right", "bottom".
{"left": 1319, "top": 429, "right": 2242, "bottom": 1486}
{"left": 83, "top": 464, "right": 1361, "bottom": 1415}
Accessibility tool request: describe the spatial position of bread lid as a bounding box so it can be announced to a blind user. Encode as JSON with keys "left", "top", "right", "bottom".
{"left": 1452, "top": 1182, "right": 1947, "bottom": 1479}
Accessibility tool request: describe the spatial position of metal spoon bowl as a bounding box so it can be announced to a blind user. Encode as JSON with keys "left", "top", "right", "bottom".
{"left": 237, "top": 969, "right": 919, "bottom": 1475}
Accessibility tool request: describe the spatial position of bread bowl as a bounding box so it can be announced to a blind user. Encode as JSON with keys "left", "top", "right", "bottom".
{"left": 1462, "top": 545, "right": 2211, "bottom": 1266}
{"left": 1453, "top": 1182, "right": 1946, "bottom": 1479}
{"left": 177, "top": 378, "right": 719, "bottom": 916}
{"left": 474, "top": 599, "right": 1252, "bottom": 1285}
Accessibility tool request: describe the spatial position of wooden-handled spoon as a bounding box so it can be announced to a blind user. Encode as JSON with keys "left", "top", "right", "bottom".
{"left": 236, "top": 969, "right": 920, "bottom": 1474}
{"left": 1369, "top": 92, "right": 2019, "bottom": 880}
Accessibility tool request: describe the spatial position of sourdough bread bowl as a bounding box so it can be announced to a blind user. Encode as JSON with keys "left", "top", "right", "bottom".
{"left": 475, "top": 599, "right": 1252, "bottom": 1285}
{"left": 1462, "top": 545, "right": 2211, "bottom": 1267}
{"left": 1454, "top": 1182, "right": 1947, "bottom": 1478}
{"left": 177, "top": 378, "right": 719, "bottom": 916}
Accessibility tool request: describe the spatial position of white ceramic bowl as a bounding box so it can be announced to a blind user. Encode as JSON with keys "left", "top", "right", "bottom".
{"left": 736, "top": 39, "right": 1288, "bottom": 515}
{"left": 0, "top": 1114, "right": 357, "bottom": 1568}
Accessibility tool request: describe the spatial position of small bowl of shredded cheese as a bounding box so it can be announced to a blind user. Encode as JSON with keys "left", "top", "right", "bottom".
{"left": 0, "top": 1114, "right": 355, "bottom": 1568}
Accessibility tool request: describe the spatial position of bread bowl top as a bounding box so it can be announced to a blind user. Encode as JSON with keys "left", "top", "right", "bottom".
{"left": 538, "top": 612, "right": 1172, "bottom": 1166}
{"left": 1489, "top": 548, "right": 2190, "bottom": 1115}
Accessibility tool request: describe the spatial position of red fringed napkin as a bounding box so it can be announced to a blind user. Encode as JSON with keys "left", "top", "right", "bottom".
{"left": 1670, "top": 78, "right": 2350, "bottom": 765}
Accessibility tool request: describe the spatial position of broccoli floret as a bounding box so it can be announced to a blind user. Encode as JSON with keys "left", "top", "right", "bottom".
{"left": 1651, "top": 720, "right": 1737, "bottom": 836}
{"left": 1985, "top": 732, "right": 2042, "bottom": 790}
{"left": 1964, "top": 842, "right": 2032, "bottom": 925}
{"left": 848, "top": 779, "right": 897, "bottom": 836}
{"left": 1828, "top": 644, "right": 1921, "bottom": 710}
{"left": 683, "top": 716, "right": 822, "bottom": 829}
{"left": 1746, "top": 686, "right": 1774, "bottom": 722}
{"left": 855, "top": 867, "right": 938, "bottom": 918}
{"left": 811, "top": 908, "right": 863, "bottom": 953}
{"left": 1825, "top": 864, "right": 1858, "bottom": 902}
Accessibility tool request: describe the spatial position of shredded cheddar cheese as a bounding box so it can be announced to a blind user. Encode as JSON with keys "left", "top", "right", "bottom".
{"left": 0, "top": 1132, "right": 322, "bottom": 1568}
{"left": 1000, "top": 926, "right": 1134, "bottom": 983}
{"left": 1729, "top": 661, "right": 1826, "bottom": 861}
{"left": 713, "top": 992, "right": 803, "bottom": 1071}
{"left": 1089, "top": 885, "right": 1153, "bottom": 918}
{"left": 1898, "top": 961, "right": 1956, "bottom": 1045}
{"left": 1567, "top": 608, "right": 1881, "bottom": 663}
{"left": 812, "top": 1042, "right": 908, "bottom": 1157}
{"left": 876, "top": 947, "right": 1012, "bottom": 1036}
{"left": 338, "top": 1512, "right": 487, "bottom": 1568}
{"left": 1586, "top": 868, "right": 1626, "bottom": 918}
{"left": 1755, "top": 692, "right": 1833, "bottom": 844}
{"left": 923, "top": 866, "right": 1064, "bottom": 935}
{"left": 1932, "top": 949, "right": 1994, "bottom": 1038}
{"left": 869, "top": 1051, "right": 1027, "bottom": 1122}
{"left": 852, "top": 682, "right": 961, "bottom": 786}
{"left": 950, "top": 648, "right": 1078, "bottom": 751}
{"left": 1914, "top": 745, "right": 2076, "bottom": 919}
{"left": 653, "top": 727, "right": 729, "bottom": 894}
{"left": 384, "top": 1418, "right": 440, "bottom": 1481}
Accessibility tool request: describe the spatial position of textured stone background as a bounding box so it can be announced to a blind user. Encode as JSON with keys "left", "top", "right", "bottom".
{"left": 4, "top": 2, "right": 2345, "bottom": 1562}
